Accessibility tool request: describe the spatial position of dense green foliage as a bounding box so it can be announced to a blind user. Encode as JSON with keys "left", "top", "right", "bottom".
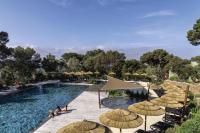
{"left": 187, "top": 19, "right": 200, "bottom": 46}
{"left": 1, "top": 31, "right": 200, "bottom": 86}
{"left": 176, "top": 110, "right": 200, "bottom": 133}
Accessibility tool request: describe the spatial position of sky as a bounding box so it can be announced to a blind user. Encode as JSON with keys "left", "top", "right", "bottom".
{"left": 0, "top": 0, "right": 200, "bottom": 59}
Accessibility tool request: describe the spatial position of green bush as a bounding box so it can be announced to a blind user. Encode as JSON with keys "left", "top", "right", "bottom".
{"left": 165, "top": 126, "right": 177, "bottom": 133}
{"left": 169, "top": 76, "right": 179, "bottom": 81}
{"left": 131, "top": 75, "right": 152, "bottom": 82}
{"left": 125, "top": 90, "right": 148, "bottom": 100}
{"left": 176, "top": 110, "right": 200, "bottom": 133}
{"left": 109, "top": 90, "right": 123, "bottom": 97}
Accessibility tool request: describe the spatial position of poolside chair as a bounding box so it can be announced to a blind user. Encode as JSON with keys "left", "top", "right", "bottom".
{"left": 150, "top": 121, "right": 173, "bottom": 133}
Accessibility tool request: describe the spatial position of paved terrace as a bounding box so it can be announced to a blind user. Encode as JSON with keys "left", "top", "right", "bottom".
{"left": 34, "top": 82, "right": 164, "bottom": 133}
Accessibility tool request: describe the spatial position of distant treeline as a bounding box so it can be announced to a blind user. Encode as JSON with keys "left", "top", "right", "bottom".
{"left": 0, "top": 31, "right": 200, "bottom": 86}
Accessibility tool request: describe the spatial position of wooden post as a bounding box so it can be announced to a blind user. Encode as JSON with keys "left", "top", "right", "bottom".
{"left": 183, "top": 85, "right": 189, "bottom": 117}
{"left": 144, "top": 115, "right": 147, "bottom": 131}
{"left": 147, "top": 83, "right": 150, "bottom": 101}
{"left": 184, "top": 85, "right": 189, "bottom": 107}
{"left": 98, "top": 89, "right": 101, "bottom": 109}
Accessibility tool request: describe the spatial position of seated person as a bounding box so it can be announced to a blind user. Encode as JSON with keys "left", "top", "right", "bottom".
{"left": 57, "top": 106, "right": 62, "bottom": 112}
{"left": 62, "top": 104, "right": 68, "bottom": 112}
{"left": 48, "top": 110, "right": 55, "bottom": 118}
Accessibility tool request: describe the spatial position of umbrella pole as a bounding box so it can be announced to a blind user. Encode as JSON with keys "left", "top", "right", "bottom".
{"left": 98, "top": 89, "right": 101, "bottom": 109}
{"left": 120, "top": 128, "right": 122, "bottom": 133}
{"left": 144, "top": 115, "right": 147, "bottom": 131}
{"left": 182, "top": 85, "right": 189, "bottom": 119}
{"left": 147, "top": 83, "right": 150, "bottom": 101}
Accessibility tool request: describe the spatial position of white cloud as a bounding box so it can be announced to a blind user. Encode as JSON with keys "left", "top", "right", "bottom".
{"left": 136, "top": 30, "right": 161, "bottom": 36}
{"left": 97, "top": 0, "right": 137, "bottom": 6}
{"left": 48, "top": 0, "right": 71, "bottom": 7}
{"left": 141, "top": 10, "right": 175, "bottom": 18}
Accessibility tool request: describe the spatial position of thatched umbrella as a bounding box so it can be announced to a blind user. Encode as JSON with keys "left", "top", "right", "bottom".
{"left": 57, "top": 120, "right": 112, "bottom": 133}
{"left": 164, "top": 93, "right": 189, "bottom": 103}
{"left": 74, "top": 71, "right": 84, "bottom": 76}
{"left": 150, "top": 96, "right": 183, "bottom": 121}
{"left": 108, "top": 72, "right": 116, "bottom": 77}
{"left": 85, "top": 71, "right": 93, "bottom": 75}
{"left": 132, "top": 73, "right": 139, "bottom": 75}
{"left": 63, "top": 72, "right": 70, "bottom": 75}
{"left": 124, "top": 72, "right": 131, "bottom": 76}
{"left": 94, "top": 71, "right": 100, "bottom": 75}
{"left": 164, "top": 89, "right": 186, "bottom": 94}
{"left": 128, "top": 101, "right": 164, "bottom": 131}
{"left": 124, "top": 72, "right": 131, "bottom": 80}
{"left": 151, "top": 96, "right": 183, "bottom": 109}
{"left": 99, "top": 109, "right": 143, "bottom": 133}
{"left": 160, "top": 84, "right": 180, "bottom": 91}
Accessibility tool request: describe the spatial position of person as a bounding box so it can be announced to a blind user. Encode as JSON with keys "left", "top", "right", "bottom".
{"left": 56, "top": 106, "right": 62, "bottom": 112}
{"left": 61, "top": 104, "right": 68, "bottom": 112}
{"left": 65, "top": 105, "right": 68, "bottom": 111}
{"left": 48, "top": 110, "right": 55, "bottom": 118}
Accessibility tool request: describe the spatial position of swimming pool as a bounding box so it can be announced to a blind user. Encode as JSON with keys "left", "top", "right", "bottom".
{"left": 101, "top": 97, "right": 144, "bottom": 109}
{"left": 0, "top": 84, "right": 87, "bottom": 133}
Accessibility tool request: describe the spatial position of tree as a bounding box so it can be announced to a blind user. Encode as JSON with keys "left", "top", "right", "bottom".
{"left": 83, "top": 51, "right": 106, "bottom": 73}
{"left": 67, "top": 57, "right": 81, "bottom": 71}
{"left": 191, "top": 56, "right": 200, "bottom": 63}
{"left": 13, "top": 46, "right": 41, "bottom": 83}
{"left": 105, "top": 50, "right": 126, "bottom": 77}
{"left": 122, "top": 59, "right": 141, "bottom": 73}
{"left": 42, "top": 54, "right": 58, "bottom": 72}
{"left": 187, "top": 19, "right": 200, "bottom": 46}
{"left": 62, "top": 52, "right": 83, "bottom": 62}
{"left": 84, "top": 49, "right": 105, "bottom": 59}
{"left": 140, "top": 49, "right": 172, "bottom": 69}
{"left": 0, "top": 31, "right": 12, "bottom": 68}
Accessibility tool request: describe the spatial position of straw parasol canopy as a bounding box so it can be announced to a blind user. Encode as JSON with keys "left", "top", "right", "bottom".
{"left": 108, "top": 72, "right": 116, "bottom": 76}
{"left": 164, "top": 93, "right": 189, "bottom": 102}
{"left": 99, "top": 109, "right": 143, "bottom": 133}
{"left": 94, "top": 71, "right": 100, "bottom": 75}
{"left": 150, "top": 96, "right": 183, "bottom": 122}
{"left": 150, "top": 96, "right": 183, "bottom": 108}
{"left": 85, "top": 71, "right": 93, "bottom": 75}
{"left": 160, "top": 83, "right": 180, "bottom": 91}
{"left": 165, "top": 89, "right": 186, "bottom": 94}
{"left": 57, "top": 120, "right": 112, "bottom": 133}
{"left": 128, "top": 101, "right": 165, "bottom": 116}
{"left": 68, "top": 72, "right": 75, "bottom": 75}
{"left": 100, "top": 76, "right": 144, "bottom": 91}
{"left": 74, "top": 72, "right": 84, "bottom": 76}
{"left": 128, "top": 101, "right": 164, "bottom": 131}
{"left": 97, "top": 76, "right": 144, "bottom": 109}
{"left": 124, "top": 72, "right": 131, "bottom": 76}
{"left": 63, "top": 72, "right": 70, "bottom": 75}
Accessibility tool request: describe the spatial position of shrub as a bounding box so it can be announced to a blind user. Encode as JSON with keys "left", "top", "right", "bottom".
{"left": 109, "top": 90, "right": 123, "bottom": 97}
{"left": 169, "top": 76, "right": 179, "bottom": 81}
{"left": 165, "top": 127, "right": 177, "bottom": 133}
{"left": 131, "top": 75, "right": 152, "bottom": 82}
{"left": 176, "top": 111, "right": 200, "bottom": 133}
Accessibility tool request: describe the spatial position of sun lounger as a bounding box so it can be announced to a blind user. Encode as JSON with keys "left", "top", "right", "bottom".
{"left": 150, "top": 121, "right": 173, "bottom": 132}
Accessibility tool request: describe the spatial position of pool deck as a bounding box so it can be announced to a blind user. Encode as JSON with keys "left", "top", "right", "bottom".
{"left": 34, "top": 82, "right": 164, "bottom": 133}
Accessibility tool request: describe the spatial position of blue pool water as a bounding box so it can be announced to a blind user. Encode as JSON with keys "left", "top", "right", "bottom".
{"left": 101, "top": 97, "right": 144, "bottom": 109}
{"left": 0, "top": 84, "right": 87, "bottom": 133}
